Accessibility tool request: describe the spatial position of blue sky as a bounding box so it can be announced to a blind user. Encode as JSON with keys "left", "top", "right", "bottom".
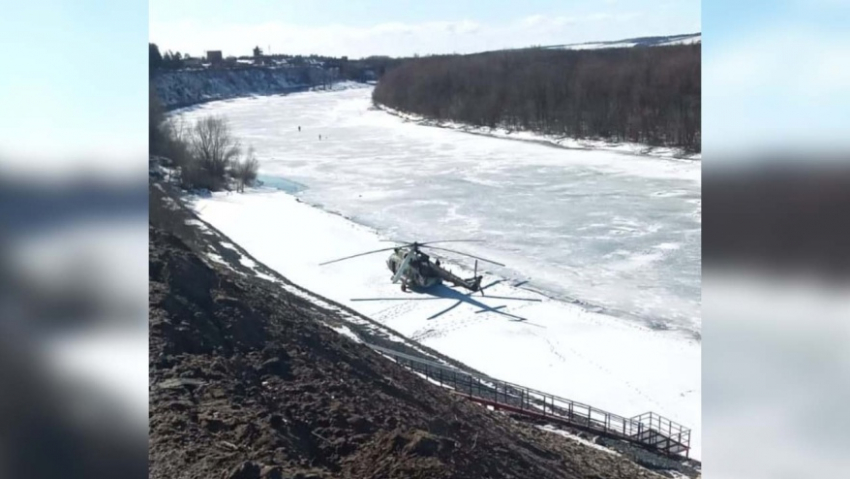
{"left": 4, "top": 0, "right": 850, "bottom": 167}
{"left": 702, "top": 0, "right": 850, "bottom": 155}
{"left": 152, "top": 0, "right": 699, "bottom": 31}
{"left": 150, "top": 0, "right": 700, "bottom": 58}
{"left": 0, "top": 0, "right": 148, "bottom": 169}
{"left": 0, "top": 1, "right": 148, "bottom": 168}
{"left": 0, "top": 0, "right": 698, "bottom": 168}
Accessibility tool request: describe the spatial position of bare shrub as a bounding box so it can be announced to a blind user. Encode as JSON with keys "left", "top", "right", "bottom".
{"left": 150, "top": 87, "right": 194, "bottom": 169}
{"left": 160, "top": 117, "right": 193, "bottom": 169}
{"left": 187, "top": 116, "right": 241, "bottom": 191}
{"left": 149, "top": 87, "right": 249, "bottom": 191}
{"left": 231, "top": 146, "right": 260, "bottom": 193}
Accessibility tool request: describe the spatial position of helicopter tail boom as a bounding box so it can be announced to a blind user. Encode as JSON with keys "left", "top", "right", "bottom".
{"left": 432, "top": 261, "right": 483, "bottom": 292}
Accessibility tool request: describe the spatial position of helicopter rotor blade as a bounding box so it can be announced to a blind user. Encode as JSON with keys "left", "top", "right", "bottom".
{"left": 380, "top": 239, "right": 484, "bottom": 246}
{"left": 420, "top": 246, "right": 506, "bottom": 267}
{"left": 319, "top": 247, "right": 398, "bottom": 266}
{"left": 420, "top": 239, "right": 485, "bottom": 246}
{"left": 391, "top": 249, "right": 414, "bottom": 283}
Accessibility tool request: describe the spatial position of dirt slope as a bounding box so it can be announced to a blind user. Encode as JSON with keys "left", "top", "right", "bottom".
{"left": 149, "top": 184, "right": 662, "bottom": 479}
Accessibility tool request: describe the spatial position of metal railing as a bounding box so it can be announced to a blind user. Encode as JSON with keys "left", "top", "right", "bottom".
{"left": 368, "top": 344, "right": 691, "bottom": 457}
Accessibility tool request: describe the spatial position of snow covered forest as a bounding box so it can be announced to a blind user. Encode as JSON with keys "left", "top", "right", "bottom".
{"left": 373, "top": 44, "right": 700, "bottom": 152}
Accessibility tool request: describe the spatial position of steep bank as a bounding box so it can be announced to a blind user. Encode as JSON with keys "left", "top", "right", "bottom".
{"left": 153, "top": 66, "right": 330, "bottom": 109}
{"left": 149, "top": 180, "right": 676, "bottom": 479}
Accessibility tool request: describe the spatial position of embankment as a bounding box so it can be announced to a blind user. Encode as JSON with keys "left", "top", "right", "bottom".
{"left": 153, "top": 66, "right": 329, "bottom": 110}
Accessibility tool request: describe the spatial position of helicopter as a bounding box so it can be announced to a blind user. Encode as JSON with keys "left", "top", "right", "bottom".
{"left": 319, "top": 239, "right": 505, "bottom": 293}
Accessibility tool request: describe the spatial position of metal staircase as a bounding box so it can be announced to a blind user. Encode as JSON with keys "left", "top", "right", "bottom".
{"left": 368, "top": 343, "right": 691, "bottom": 458}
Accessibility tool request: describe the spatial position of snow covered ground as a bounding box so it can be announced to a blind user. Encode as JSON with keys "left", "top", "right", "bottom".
{"left": 175, "top": 86, "right": 701, "bottom": 458}
{"left": 376, "top": 104, "right": 701, "bottom": 161}
{"left": 548, "top": 33, "right": 701, "bottom": 50}
{"left": 189, "top": 190, "right": 701, "bottom": 458}
{"left": 309, "top": 80, "right": 371, "bottom": 92}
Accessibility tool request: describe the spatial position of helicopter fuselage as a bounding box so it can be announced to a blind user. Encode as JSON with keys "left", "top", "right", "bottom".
{"left": 387, "top": 247, "right": 482, "bottom": 292}
{"left": 318, "top": 239, "right": 496, "bottom": 293}
{"left": 387, "top": 248, "right": 441, "bottom": 289}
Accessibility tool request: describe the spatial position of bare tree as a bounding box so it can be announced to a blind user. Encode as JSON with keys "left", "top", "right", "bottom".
{"left": 231, "top": 146, "right": 260, "bottom": 193}
{"left": 373, "top": 45, "right": 701, "bottom": 152}
{"left": 190, "top": 116, "right": 241, "bottom": 190}
{"left": 150, "top": 87, "right": 194, "bottom": 169}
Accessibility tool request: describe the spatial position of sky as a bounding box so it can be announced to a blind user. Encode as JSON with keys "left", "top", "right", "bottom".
{"left": 702, "top": 0, "right": 850, "bottom": 156}
{"left": 149, "top": 0, "right": 701, "bottom": 58}
{"left": 0, "top": 0, "right": 148, "bottom": 173}
{"left": 2, "top": 0, "right": 850, "bottom": 168}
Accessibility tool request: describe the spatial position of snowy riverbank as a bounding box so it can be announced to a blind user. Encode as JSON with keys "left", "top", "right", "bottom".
{"left": 375, "top": 104, "right": 701, "bottom": 161}
{"left": 188, "top": 188, "right": 702, "bottom": 459}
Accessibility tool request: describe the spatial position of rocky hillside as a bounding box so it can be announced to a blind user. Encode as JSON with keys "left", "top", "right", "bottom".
{"left": 153, "top": 66, "right": 331, "bottom": 109}
{"left": 149, "top": 181, "right": 669, "bottom": 479}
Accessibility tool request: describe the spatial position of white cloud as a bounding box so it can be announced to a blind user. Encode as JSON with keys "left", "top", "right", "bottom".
{"left": 150, "top": 11, "right": 669, "bottom": 58}
{"left": 151, "top": 19, "right": 492, "bottom": 57}
{"left": 371, "top": 22, "right": 417, "bottom": 35}
{"left": 519, "top": 14, "right": 547, "bottom": 28}
{"left": 516, "top": 12, "right": 630, "bottom": 31}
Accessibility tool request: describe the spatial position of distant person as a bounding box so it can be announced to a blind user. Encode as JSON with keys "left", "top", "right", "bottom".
{"left": 298, "top": 126, "right": 301, "bottom": 132}
{"left": 318, "top": 134, "right": 322, "bottom": 140}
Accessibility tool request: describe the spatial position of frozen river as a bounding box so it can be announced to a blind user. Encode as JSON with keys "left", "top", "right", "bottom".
{"left": 175, "top": 86, "right": 701, "bottom": 334}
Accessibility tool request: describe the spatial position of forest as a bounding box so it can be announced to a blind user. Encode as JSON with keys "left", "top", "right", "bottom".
{"left": 373, "top": 45, "right": 700, "bottom": 152}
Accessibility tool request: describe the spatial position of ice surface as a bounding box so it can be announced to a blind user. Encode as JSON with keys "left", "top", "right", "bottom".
{"left": 175, "top": 87, "right": 701, "bottom": 334}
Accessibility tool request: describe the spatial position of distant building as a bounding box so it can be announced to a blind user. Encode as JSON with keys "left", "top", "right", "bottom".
{"left": 252, "top": 55, "right": 274, "bottom": 66}
{"left": 206, "top": 50, "right": 223, "bottom": 63}
{"left": 183, "top": 57, "right": 203, "bottom": 68}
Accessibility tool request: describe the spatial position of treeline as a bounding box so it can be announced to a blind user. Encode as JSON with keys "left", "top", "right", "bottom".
{"left": 150, "top": 43, "right": 190, "bottom": 72}
{"left": 373, "top": 45, "right": 700, "bottom": 151}
{"left": 150, "top": 88, "right": 258, "bottom": 192}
